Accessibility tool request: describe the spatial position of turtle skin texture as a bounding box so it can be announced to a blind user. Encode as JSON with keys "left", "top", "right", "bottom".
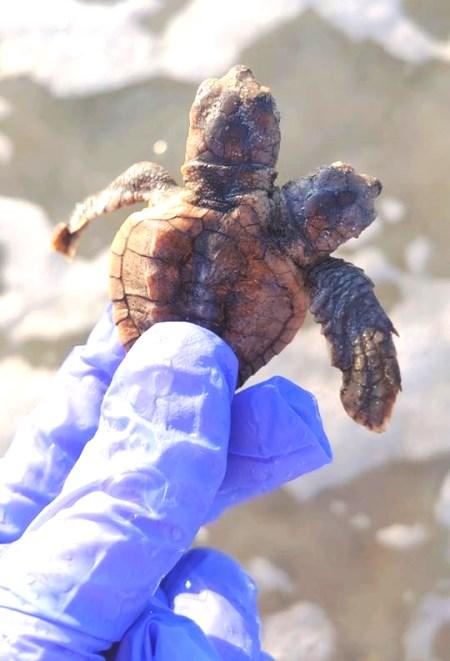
{"left": 52, "top": 65, "right": 401, "bottom": 431}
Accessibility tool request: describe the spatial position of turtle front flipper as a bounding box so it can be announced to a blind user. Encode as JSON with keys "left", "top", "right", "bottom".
{"left": 306, "top": 257, "right": 401, "bottom": 431}
{"left": 52, "top": 162, "right": 178, "bottom": 259}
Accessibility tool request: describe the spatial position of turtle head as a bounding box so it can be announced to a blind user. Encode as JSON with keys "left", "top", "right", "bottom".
{"left": 280, "top": 162, "right": 382, "bottom": 262}
{"left": 182, "top": 66, "right": 280, "bottom": 205}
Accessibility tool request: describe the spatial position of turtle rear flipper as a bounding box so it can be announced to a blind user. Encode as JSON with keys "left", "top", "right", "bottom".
{"left": 306, "top": 257, "right": 401, "bottom": 431}
{"left": 52, "top": 161, "right": 178, "bottom": 259}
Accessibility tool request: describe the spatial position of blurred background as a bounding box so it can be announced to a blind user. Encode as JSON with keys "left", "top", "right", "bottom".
{"left": 1, "top": 1, "right": 450, "bottom": 659}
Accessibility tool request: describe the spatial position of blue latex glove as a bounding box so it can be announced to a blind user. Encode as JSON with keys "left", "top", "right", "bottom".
{"left": 0, "top": 309, "right": 332, "bottom": 659}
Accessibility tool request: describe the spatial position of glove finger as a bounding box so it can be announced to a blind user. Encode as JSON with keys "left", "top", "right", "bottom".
{"left": 207, "top": 376, "right": 332, "bottom": 521}
{"left": 0, "top": 323, "right": 237, "bottom": 657}
{"left": 111, "top": 601, "right": 221, "bottom": 661}
{"left": 0, "top": 306, "right": 124, "bottom": 543}
{"left": 161, "top": 547, "right": 266, "bottom": 661}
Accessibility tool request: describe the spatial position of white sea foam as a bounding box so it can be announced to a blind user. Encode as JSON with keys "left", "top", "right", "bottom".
{"left": 0, "top": 0, "right": 449, "bottom": 96}
{"left": 434, "top": 472, "right": 450, "bottom": 529}
{"left": 0, "top": 196, "right": 108, "bottom": 342}
{"left": 404, "top": 593, "right": 450, "bottom": 660}
{"left": 263, "top": 601, "right": 337, "bottom": 661}
{"left": 0, "top": 0, "right": 161, "bottom": 95}
{"left": 349, "top": 513, "right": 372, "bottom": 531}
{"left": 246, "top": 556, "right": 294, "bottom": 594}
{"left": 157, "top": 0, "right": 306, "bottom": 82}
{"left": 0, "top": 97, "right": 13, "bottom": 163}
{"left": 0, "top": 133, "right": 13, "bottom": 163}
{"left": 379, "top": 196, "right": 407, "bottom": 224}
{"left": 375, "top": 523, "right": 429, "bottom": 550}
{"left": 312, "top": 0, "right": 450, "bottom": 64}
{"left": 0, "top": 358, "right": 53, "bottom": 454}
{"left": 0, "top": 196, "right": 109, "bottom": 449}
{"left": 329, "top": 499, "right": 349, "bottom": 516}
{"left": 0, "top": 97, "right": 12, "bottom": 120}
{"left": 405, "top": 236, "right": 432, "bottom": 275}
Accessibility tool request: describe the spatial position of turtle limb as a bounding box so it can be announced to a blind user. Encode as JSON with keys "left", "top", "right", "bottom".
{"left": 52, "top": 162, "right": 178, "bottom": 259}
{"left": 305, "top": 257, "right": 401, "bottom": 431}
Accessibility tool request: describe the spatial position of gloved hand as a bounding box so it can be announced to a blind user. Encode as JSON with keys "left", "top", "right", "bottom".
{"left": 0, "top": 309, "right": 332, "bottom": 660}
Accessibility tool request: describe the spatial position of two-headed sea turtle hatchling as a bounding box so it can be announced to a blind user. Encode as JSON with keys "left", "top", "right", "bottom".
{"left": 52, "top": 65, "right": 401, "bottom": 431}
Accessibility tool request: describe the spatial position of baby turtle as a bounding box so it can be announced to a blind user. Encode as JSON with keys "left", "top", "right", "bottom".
{"left": 52, "top": 65, "right": 400, "bottom": 431}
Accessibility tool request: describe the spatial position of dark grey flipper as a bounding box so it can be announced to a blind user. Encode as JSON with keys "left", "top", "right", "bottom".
{"left": 52, "top": 161, "right": 178, "bottom": 258}
{"left": 306, "top": 257, "right": 401, "bottom": 431}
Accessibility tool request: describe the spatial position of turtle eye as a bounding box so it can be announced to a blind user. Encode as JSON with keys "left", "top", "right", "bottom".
{"left": 336, "top": 190, "right": 357, "bottom": 207}
{"left": 304, "top": 191, "right": 335, "bottom": 217}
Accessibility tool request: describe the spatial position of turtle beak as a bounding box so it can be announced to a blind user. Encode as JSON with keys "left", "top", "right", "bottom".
{"left": 362, "top": 174, "right": 382, "bottom": 198}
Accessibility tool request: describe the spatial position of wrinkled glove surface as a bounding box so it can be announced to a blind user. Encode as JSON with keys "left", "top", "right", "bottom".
{"left": 0, "top": 309, "right": 332, "bottom": 660}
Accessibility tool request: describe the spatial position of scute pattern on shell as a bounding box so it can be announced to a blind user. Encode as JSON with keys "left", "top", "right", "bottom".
{"left": 109, "top": 196, "right": 308, "bottom": 385}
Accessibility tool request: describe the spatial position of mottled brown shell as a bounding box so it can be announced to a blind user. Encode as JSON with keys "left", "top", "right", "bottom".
{"left": 109, "top": 192, "right": 307, "bottom": 384}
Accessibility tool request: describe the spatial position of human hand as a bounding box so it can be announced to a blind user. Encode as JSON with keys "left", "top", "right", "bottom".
{"left": 0, "top": 309, "right": 332, "bottom": 659}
